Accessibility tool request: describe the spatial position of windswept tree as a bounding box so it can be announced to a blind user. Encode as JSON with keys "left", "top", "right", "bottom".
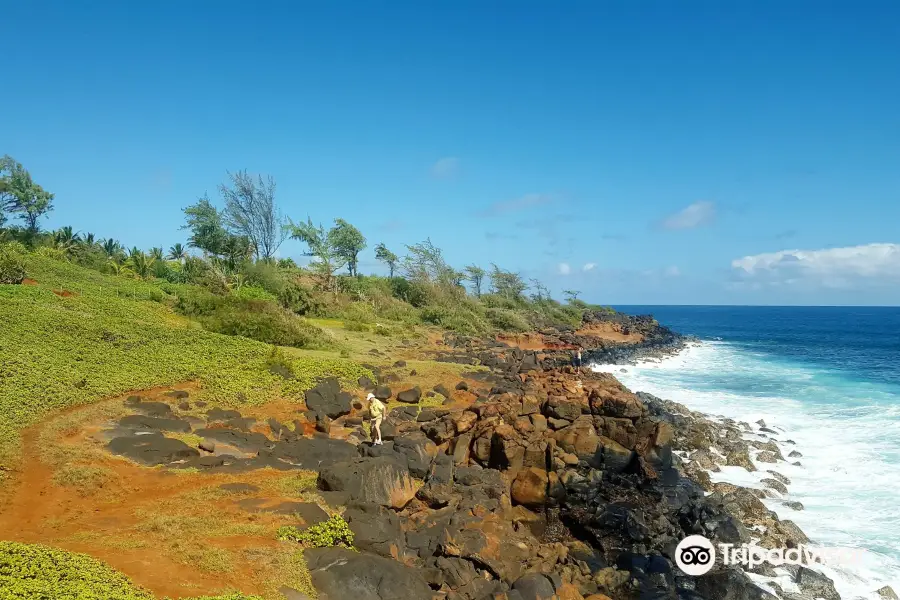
{"left": 490, "top": 264, "right": 527, "bottom": 301}
{"left": 563, "top": 289, "right": 581, "bottom": 303}
{"left": 219, "top": 170, "right": 288, "bottom": 261}
{"left": 530, "top": 279, "right": 551, "bottom": 302}
{"left": 464, "top": 264, "right": 486, "bottom": 297}
{"left": 0, "top": 155, "right": 54, "bottom": 234}
{"left": 167, "top": 243, "right": 186, "bottom": 261}
{"left": 289, "top": 217, "right": 346, "bottom": 291}
{"left": 182, "top": 194, "right": 252, "bottom": 269}
{"left": 330, "top": 218, "right": 366, "bottom": 276}
{"left": 374, "top": 243, "right": 399, "bottom": 278}
{"left": 403, "top": 238, "right": 455, "bottom": 286}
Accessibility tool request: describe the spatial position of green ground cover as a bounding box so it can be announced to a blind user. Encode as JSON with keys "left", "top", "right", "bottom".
{"left": 0, "top": 254, "right": 370, "bottom": 466}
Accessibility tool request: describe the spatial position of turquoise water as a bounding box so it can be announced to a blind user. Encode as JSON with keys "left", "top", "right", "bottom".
{"left": 605, "top": 306, "right": 900, "bottom": 599}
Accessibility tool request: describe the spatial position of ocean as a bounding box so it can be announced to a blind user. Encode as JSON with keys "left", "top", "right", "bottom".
{"left": 598, "top": 306, "right": 900, "bottom": 600}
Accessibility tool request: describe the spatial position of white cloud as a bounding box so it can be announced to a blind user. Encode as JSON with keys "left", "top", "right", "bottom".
{"left": 662, "top": 201, "right": 716, "bottom": 230}
{"left": 582, "top": 263, "right": 596, "bottom": 272}
{"left": 731, "top": 243, "right": 900, "bottom": 289}
{"left": 430, "top": 157, "right": 459, "bottom": 179}
{"left": 558, "top": 262, "right": 571, "bottom": 275}
{"left": 665, "top": 266, "right": 681, "bottom": 277}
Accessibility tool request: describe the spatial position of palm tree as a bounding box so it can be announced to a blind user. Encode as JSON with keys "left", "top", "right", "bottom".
{"left": 102, "top": 238, "right": 124, "bottom": 259}
{"left": 126, "top": 248, "right": 154, "bottom": 279}
{"left": 53, "top": 226, "right": 81, "bottom": 256}
{"left": 167, "top": 243, "right": 186, "bottom": 262}
{"left": 81, "top": 232, "right": 97, "bottom": 249}
{"left": 149, "top": 247, "right": 164, "bottom": 261}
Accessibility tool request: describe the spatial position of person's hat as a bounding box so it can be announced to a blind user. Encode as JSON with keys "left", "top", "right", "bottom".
{"left": 366, "top": 393, "right": 376, "bottom": 401}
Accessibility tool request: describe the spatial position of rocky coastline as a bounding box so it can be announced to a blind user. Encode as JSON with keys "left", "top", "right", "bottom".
{"left": 97, "top": 311, "right": 882, "bottom": 600}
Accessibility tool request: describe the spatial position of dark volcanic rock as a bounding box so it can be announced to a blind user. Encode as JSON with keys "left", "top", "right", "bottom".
{"left": 343, "top": 502, "right": 405, "bottom": 558}
{"left": 107, "top": 433, "right": 199, "bottom": 465}
{"left": 131, "top": 401, "right": 173, "bottom": 417}
{"left": 304, "top": 378, "right": 352, "bottom": 419}
{"left": 373, "top": 385, "right": 392, "bottom": 400}
{"left": 271, "top": 437, "right": 358, "bottom": 469}
{"left": 193, "top": 428, "right": 271, "bottom": 453}
{"left": 512, "top": 573, "right": 556, "bottom": 600}
{"left": 118, "top": 414, "right": 191, "bottom": 433}
{"left": 206, "top": 407, "right": 242, "bottom": 421}
{"left": 319, "top": 457, "right": 416, "bottom": 509}
{"left": 396, "top": 387, "right": 422, "bottom": 404}
{"left": 305, "top": 547, "right": 431, "bottom": 600}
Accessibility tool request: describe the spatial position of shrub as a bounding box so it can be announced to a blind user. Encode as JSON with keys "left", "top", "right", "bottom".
{"left": 344, "top": 320, "right": 369, "bottom": 332}
{"left": 0, "top": 242, "right": 26, "bottom": 284}
{"left": 199, "top": 302, "right": 329, "bottom": 349}
{"left": 265, "top": 345, "right": 295, "bottom": 379}
{"left": 277, "top": 280, "right": 321, "bottom": 315}
{"left": 0, "top": 541, "right": 153, "bottom": 599}
{"left": 342, "top": 302, "right": 376, "bottom": 324}
{"left": 233, "top": 284, "right": 277, "bottom": 302}
{"left": 277, "top": 515, "right": 354, "bottom": 549}
{"left": 485, "top": 307, "right": 531, "bottom": 333}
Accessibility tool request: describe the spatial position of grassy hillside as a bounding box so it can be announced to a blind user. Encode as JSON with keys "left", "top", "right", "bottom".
{"left": 0, "top": 254, "right": 370, "bottom": 466}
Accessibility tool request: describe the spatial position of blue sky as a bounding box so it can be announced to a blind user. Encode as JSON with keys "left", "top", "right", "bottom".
{"left": 4, "top": 1, "right": 899, "bottom": 305}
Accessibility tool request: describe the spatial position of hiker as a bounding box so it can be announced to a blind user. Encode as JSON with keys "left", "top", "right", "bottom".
{"left": 367, "top": 392, "right": 386, "bottom": 445}
{"left": 573, "top": 348, "right": 583, "bottom": 368}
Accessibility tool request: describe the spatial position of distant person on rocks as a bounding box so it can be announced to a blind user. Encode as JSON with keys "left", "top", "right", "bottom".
{"left": 367, "top": 392, "right": 386, "bottom": 445}
{"left": 573, "top": 348, "right": 583, "bottom": 368}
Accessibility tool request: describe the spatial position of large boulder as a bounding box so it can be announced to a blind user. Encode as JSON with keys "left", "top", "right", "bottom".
{"left": 396, "top": 387, "right": 422, "bottom": 404}
{"left": 512, "top": 573, "right": 556, "bottom": 600}
{"left": 107, "top": 433, "right": 199, "bottom": 465}
{"left": 511, "top": 467, "right": 548, "bottom": 509}
{"left": 343, "top": 502, "right": 405, "bottom": 559}
{"left": 319, "top": 457, "right": 417, "bottom": 509}
{"left": 304, "top": 378, "right": 352, "bottom": 419}
{"left": 271, "top": 437, "right": 359, "bottom": 469}
{"left": 305, "top": 547, "right": 432, "bottom": 600}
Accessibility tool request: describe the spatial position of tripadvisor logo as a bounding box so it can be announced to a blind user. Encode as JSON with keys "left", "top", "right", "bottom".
{"left": 675, "top": 535, "right": 716, "bottom": 575}
{"left": 675, "top": 535, "right": 862, "bottom": 575}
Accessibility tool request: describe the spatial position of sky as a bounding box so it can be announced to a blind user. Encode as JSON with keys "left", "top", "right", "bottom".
{"left": 3, "top": 1, "right": 900, "bottom": 305}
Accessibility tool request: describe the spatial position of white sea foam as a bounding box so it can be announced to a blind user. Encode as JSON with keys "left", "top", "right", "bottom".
{"left": 593, "top": 341, "right": 900, "bottom": 599}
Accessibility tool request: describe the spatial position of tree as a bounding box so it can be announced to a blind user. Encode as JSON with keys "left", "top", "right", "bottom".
{"left": 464, "top": 265, "right": 486, "bottom": 297}
{"left": 102, "top": 238, "right": 125, "bottom": 260}
{"left": 329, "top": 219, "right": 366, "bottom": 276}
{"left": 490, "top": 264, "right": 527, "bottom": 301}
{"left": 81, "top": 233, "right": 97, "bottom": 249}
{"left": 219, "top": 170, "right": 288, "bottom": 261}
{"left": 182, "top": 195, "right": 252, "bottom": 269}
{"left": 374, "top": 243, "right": 399, "bottom": 278}
{"left": 0, "top": 156, "right": 52, "bottom": 231}
{"left": 0, "top": 155, "right": 54, "bottom": 233}
{"left": 149, "top": 247, "right": 164, "bottom": 261}
{"left": 403, "top": 238, "right": 455, "bottom": 286}
{"left": 167, "top": 243, "right": 186, "bottom": 261}
{"left": 563, "top": 289, "right": 581, "bottom": 303}
{"left": 53, "top": 226, "right": 81, "bottom": 256}
{"left": 183, "top": 194, "right": 229, "bottom": 256}
{"left": 530, "top": 279, "right": 551, "bottom": 302}
{"left": 290, "top": 217, "right": 345, "bottom": 290}
{"left": 126, "top": 248, "right": 154, "bottom": 279}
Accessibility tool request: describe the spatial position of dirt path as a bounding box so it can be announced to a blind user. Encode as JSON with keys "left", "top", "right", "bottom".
{"left": 0, "top": 389, "right": 302, "bottom": 598}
